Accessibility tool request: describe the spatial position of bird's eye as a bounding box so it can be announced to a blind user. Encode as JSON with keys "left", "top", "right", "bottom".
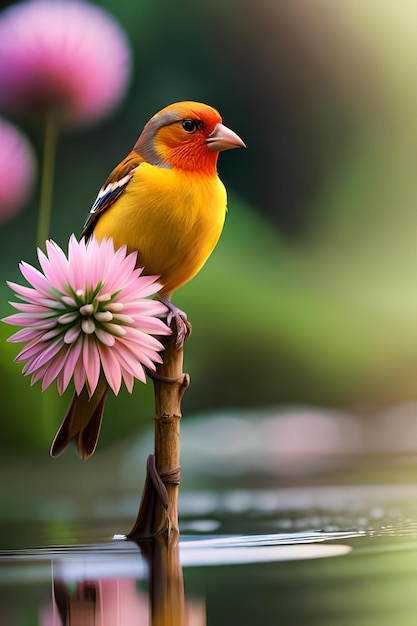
{"left": 182, "top": 119, "right": 198, "bottom": 133}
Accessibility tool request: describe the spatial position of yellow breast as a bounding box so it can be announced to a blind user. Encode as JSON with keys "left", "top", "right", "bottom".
{"left": 93, "top": 163, "right": 227, "bottom": 295}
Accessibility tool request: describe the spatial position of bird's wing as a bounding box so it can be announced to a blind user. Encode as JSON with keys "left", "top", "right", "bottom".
{"left": 80, "top": 151, "right": 144, "bottom": 240}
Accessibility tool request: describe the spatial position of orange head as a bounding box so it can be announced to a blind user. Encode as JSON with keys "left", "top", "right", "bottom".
{"left": 133, "top": 101, "right": 245, "bottom": 174}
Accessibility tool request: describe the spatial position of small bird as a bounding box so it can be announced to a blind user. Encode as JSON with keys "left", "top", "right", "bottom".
{"left": 51, "top": 101, "right": 244, "bottom": 459}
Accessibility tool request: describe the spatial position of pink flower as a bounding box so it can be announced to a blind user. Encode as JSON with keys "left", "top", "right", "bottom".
{"left": 3, "top": 235, "right": 171, "bottom": 396}
{"left": 0, "top": 0, "right": 131, "bottom": 125}
{"left": 0, "top": 117, "right": 36, "bottom": 222}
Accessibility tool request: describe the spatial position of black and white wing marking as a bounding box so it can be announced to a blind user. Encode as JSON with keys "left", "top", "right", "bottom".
{"left": 80, "top": 151, "right": 143, "bottom": 240}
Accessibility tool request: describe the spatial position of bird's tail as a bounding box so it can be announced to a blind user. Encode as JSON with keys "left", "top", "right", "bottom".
{"left": 50, "top": 377, "right": 108, "bottom": 459}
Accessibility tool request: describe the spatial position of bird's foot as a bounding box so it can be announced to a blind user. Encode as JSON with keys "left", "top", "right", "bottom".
{"left": 159, "top": 297, "right": 192, "bottom": 349}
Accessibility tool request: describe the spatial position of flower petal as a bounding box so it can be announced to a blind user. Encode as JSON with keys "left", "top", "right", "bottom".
{"left": 82, "top": 336, "right": 100, "bottom": 396}
{"left": 97, "top": 343, "right": 122, "bottom": 394}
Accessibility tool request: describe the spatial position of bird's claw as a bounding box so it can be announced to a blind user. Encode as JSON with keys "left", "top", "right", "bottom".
{"left": 159, "top": 298, "right": 191, "bottom": 349}
{"left": 172, "top": 313, "right": 191, "bottom": 349}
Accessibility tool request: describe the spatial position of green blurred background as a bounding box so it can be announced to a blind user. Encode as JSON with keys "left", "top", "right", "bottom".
{"left": 0, "top": 0, "right": 415, "bottom": 454}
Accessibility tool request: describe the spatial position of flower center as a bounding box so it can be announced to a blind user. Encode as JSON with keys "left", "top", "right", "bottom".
{"left": 54, "top": 286, "right": 128, "bottom": 346}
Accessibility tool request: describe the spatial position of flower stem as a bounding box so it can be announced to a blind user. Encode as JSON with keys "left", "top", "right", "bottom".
{"left": 37, "top": 112, "right": 59, "bottom": 249}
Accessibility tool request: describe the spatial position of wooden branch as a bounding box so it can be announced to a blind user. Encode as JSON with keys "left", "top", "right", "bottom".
{"left": 127, "top": 322, "right": 190, "bottom": 539}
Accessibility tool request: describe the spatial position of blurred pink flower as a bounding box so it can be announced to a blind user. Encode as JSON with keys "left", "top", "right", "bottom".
{"left": 0, "top": 117, "right": 36, "bottom": 222}
{"left": 0, "top": 0, "right": 131, "bottom": 125}
{"left": 3, "top": 235, "right": 171, "bottom": 396}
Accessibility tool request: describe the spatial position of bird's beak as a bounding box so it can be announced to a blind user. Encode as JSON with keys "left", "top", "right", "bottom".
{"left": 206, "top": 123, "right": 246, "bottom": 152}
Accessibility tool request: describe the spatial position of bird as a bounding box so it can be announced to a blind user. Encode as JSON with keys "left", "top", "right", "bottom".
{"left": 50, "top": 101, "right": 245, "bottom": 459}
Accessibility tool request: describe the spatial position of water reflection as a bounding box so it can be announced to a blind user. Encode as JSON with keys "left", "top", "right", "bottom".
{"left": 12, "top": 531, "right": 354, "bottom": 624}
{"left": 42, "top": 535, "right": 205, "bottom": 625}
{"left": 43, "top": 577, "right": 149, "bottom": 625}
{"left": 139, "top": 535, "right": 205, "bottom": 626}
{"left": 1, "top": 479, "right": 416, "bottom": 625}
{"left": 2, "top": 527, "right": 416, "bottom": 625}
